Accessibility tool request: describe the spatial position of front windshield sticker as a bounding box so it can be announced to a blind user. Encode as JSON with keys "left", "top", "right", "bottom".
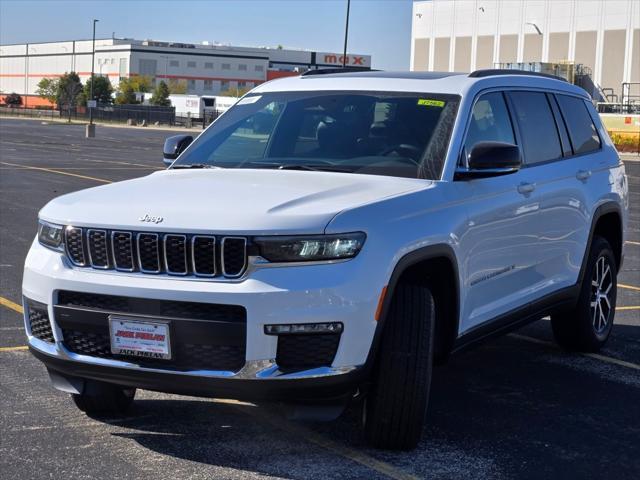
{"left": 417, "top": 99, "right": 445, "bottom": 107}
{"left": 237, "top": 95, "right": 262, "bottom": 105}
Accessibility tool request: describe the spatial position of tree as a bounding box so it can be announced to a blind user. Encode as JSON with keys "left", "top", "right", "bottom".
{"left": 150, "top": 81, "right": 171, "bottom": 106}
{"left": 36, "top": 78, "right": 59, "bottom": 105}
{"left": 57, "top": 72, "right": 83, "bottom": 106}
{"left": 82, "top": 76, "right": 114, "bottom": 105}
{"left": 167, "top": 79, "right": 187, "bottom": 94}
{"left": 57, "top": 72, "right": 83, "bottom": 121}
{"left": 118, "top": 75, "right": 153, "bottom": 94}
{"left": 115, "top": 83, "right": 138, "bottom": 105}
{"left": 4, "top": 92, "right": 22, "bottom": 107}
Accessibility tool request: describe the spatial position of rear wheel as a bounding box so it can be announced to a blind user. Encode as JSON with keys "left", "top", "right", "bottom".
{"left": 363, "top": 282, "right": 434, "bottom": 450}
{"left": 72, "top": 384, "right": 136, "bottom": 415}
{"left": 551, "top": 236, "right": 617, "bottom": 352}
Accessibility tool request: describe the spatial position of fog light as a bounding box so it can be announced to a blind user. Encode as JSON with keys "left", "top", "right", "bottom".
{"left": 264, "top": 322, "right": 343, "bottom": 335}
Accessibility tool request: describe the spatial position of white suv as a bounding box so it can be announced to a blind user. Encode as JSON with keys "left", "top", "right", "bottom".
{"left": 24, "top": 70, "right": 628, "bottom": 449}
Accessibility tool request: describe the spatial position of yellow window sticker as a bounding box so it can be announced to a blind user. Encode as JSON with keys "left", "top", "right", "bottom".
{"left": 417, "top": 99, "right": 445, "bottom": 107}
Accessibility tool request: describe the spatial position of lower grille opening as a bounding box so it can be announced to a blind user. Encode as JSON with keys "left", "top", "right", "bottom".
{"left": 276, "top": 333, "right": 341, "bottom": 372}
{"left": 55, "top": 291, "right": 247, "bottom": 372}
{"left": 27, "top": 299, "right": 55, "bottom": 343}
{"left": 62, "top": 329, "right": 246, "bottom": 372}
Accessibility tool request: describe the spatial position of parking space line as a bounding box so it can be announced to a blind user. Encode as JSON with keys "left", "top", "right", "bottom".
{"left": 0, "top": 346, "right": 28, "bottom": 352}
{"left": 238, "top": 406, "right": 420, "bottom": 480}
{"left": 626, "top": 240, "right": 640, "bottom": 246}
{"left": 509, "top": 333, "right": 640, "bottom": 371}
{"left": 0, "top": 296, "right": 23, "bottom": 314}
{"left": 619, "top": 283, "right": 640, "bottom": 292}
{"left": 617, "top": 305, "right": 640, "bottom": 310}
{"left": 0, "top": 161, "right": 112, "bottom": 184}
{"left": 0, "top": 167, "right": 155, "bottom": 171}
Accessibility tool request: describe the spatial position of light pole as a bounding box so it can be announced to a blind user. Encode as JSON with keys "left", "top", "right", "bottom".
{"left": 87, "top": 18, "right": 99, "bottom": 138}
{"left": 342, "top": 0, "right": 351, "bottom": 68}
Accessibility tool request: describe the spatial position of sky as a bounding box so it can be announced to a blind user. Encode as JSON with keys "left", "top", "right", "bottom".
{"left": 0, "top": 0, "right": 415, "bottom": 70}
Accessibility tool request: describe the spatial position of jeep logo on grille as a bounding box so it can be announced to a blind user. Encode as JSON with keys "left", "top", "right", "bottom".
{"left": 139, "top": 214, "right": 163, "bottom": 224}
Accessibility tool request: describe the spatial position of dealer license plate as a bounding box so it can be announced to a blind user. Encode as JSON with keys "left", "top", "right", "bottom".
{"left": 109, "top": 316, "right": 171, "bottom": 360}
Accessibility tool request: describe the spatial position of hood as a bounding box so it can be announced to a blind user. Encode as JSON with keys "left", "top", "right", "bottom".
{"left": 39, "top": 169, "right": 430, "bottom": 234}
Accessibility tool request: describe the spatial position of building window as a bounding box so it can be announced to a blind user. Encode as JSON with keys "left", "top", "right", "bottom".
{"left": 221, "top": 80, "right": 230, "bottom": 90}
{"left": 187, "top": 61, "right": 196, "bottom": 68}
{"left": 238, "top": 81, "right": 247, "bottom": 88}
{"left": 138, "top": 58, "right": 158, "bottom": 76}
{"left": 238, "top": 64, "right": 247, "bottom": 71}
{"left": 187, "top": 79, "right": 196, "bottom": 91}
{"left": 254, "top": 65, "right": 264, "bottom": 72}
{"left": 204, "top": 80, "right": 213, "bottom": 91}
{"left": 204, "top": 62, "right": 214, "bottom": 69}
{"left": 222, "top": 63, "right": 231, "bottom": 70}
{"left": 169, "top": 60, "right": 179, "bottom": 67}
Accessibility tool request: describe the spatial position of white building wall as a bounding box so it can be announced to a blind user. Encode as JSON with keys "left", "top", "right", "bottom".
{"left": 411, "top": 0, "right": 640, "bottom": 98}
{"left": 1, "top": 38, "right": 372, "bottom": 103}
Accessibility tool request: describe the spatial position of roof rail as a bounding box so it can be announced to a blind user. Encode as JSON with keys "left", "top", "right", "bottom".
{"left": 469, "top": 69, "right": 568, "bottom": 82}
{"left": 301, "top": 67, "right": 376, "bottom": 77}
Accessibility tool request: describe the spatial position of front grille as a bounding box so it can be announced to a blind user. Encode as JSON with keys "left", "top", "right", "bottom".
{"left": 276, "top": 333, "right": 341, "bottom": 372}
{"left": 62, "top": 329, "right": 245, "bottom": 371}
{"left": 27, "top": 301, "right": 55, "bottom": 343}
{"left": 87, "top": 229, "right": 109, "bottom": 268}
{"left": 112, "top": 231, "right": 134, "bottom": 271}
{"left": 137, "top": 233, "right": 160, "bottom": 272}
{"left": 63, "top": 227, "right": 248, "bottom": 279}
{"left": 222, "top": 237, "right": 247, "bottom": 277}
{"left": 65, "top": 227, "right": 86, "bottom": 266}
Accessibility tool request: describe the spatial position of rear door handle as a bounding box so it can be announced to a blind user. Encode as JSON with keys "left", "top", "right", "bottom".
{"left": 517, "top": 182, "right": 536, "bottom": 195}
{"left": 576, "top": 170, "right": 592, "bottom": 181}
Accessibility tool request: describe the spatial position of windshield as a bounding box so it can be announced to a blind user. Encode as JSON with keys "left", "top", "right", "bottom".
{"left": 173, "top": 91, "right": 460, "bottom": 179}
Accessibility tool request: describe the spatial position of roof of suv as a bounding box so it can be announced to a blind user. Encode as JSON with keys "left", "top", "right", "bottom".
{"left": 252, "top": 69, "right": 589, "bottom": 99}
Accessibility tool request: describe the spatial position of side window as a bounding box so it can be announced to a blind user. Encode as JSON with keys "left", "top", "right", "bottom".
{"left": 555, "top": 94, "right": 601, "bottom": 155}
{"left": 463, "top": 92, "right": 515, "bottom": 159}
{"left": 508, "top": 91, "right": 562, "bottom": 165}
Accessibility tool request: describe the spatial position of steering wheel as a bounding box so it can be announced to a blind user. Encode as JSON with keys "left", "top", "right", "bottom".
{"left": 379, "top": 144, "right": 422, "bottom": 165}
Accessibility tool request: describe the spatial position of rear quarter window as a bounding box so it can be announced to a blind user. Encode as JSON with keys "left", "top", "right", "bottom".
{"left": 555, "top": 94, "right": 601, "bottom": 155}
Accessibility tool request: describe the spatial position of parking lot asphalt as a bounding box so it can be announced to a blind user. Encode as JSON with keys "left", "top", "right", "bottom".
{"left": 1, "top": 117, "right": 639, "bottom": 480}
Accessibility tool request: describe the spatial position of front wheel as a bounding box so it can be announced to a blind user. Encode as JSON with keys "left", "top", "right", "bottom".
{"left": 551, "top": 236, "right": 617, "bottom": 352}
{"left": 363, "top": 282, "right": 434, "bottom": 450}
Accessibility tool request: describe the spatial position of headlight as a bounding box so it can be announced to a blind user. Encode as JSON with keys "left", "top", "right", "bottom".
{"left": 253, "top": 232, "right": 366, "bottom": 262}
{"left": 37, "top": 220, "right": 64, "bottom": 252}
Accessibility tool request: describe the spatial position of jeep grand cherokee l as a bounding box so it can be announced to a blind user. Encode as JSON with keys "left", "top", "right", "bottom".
{"left": 23, "top": 70, "right": 628, "bottom": 450}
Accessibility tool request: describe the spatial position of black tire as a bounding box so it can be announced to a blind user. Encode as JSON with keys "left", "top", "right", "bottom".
{"left": 551, "top": 236, "right": 617, "bottom": 352}
{"left": 363, "top": 282, "right": 434, "bottom": 450}
{"left": 72, "top": 385, "right": 136, "bottom": 415}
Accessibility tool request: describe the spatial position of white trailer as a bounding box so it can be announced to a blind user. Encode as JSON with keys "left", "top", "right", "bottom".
{"left": 169, "top": 95, "right": 238, "bottom": 119}
{"left": 168, "top": 95, "right": 204, "bottom": 118}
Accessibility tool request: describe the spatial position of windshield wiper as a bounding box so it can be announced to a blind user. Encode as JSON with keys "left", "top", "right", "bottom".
{"left": 242, "top": 162, "right": 352, "bottom": 173}
{"left": 171, "top": 164, "right": 221, "bottom": 169}
{"left": 280, "top": 164, "right": 354, "bottom": 173}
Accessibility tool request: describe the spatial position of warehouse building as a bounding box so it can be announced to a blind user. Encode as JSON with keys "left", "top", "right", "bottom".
{"left": 411, "top": 0, "right": 640, "bottom": 102}
{"left": 0, "top": 38, "right": 371, "bottom": 107}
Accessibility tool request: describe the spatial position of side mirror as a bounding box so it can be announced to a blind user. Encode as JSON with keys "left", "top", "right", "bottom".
{"left": 163, "top": 135, "right": 193, "bottom": 166}
{"left": 455, "top": 141, "right": 521, "bottom": 180}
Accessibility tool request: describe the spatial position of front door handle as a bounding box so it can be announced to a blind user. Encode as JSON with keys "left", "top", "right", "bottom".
{"left": 576, "top": 170, "right": 592, "bottom": 181}
{"left": 517, "top": 182, "right": 536, "bottom": 195}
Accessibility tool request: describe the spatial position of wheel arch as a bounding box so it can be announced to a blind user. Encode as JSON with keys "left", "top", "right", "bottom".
{"left": 580, "top": 203, "right": 624, "bottom": 283}
{"left": 365, "top": 244, "right": 460, "bottom": 372}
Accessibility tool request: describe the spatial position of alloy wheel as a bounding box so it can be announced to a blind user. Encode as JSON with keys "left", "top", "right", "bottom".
{"left": 590, "top": 256, "right": 613, "bottom": 334}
